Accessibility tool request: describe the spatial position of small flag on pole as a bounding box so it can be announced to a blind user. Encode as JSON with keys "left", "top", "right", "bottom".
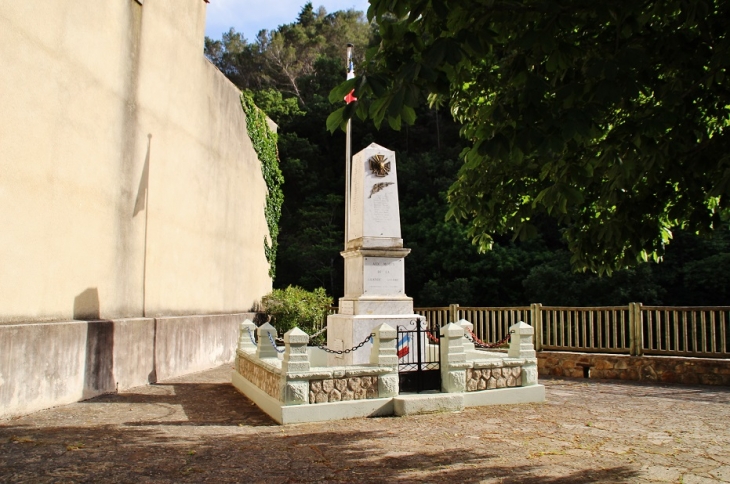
{"left": 345, "top": 43, "right": 357, "bottom": 103}
{"left": 397, "top": 334, "right": 411, "bottom": 359}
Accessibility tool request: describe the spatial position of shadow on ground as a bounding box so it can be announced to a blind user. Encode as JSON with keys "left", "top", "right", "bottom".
{"left": 0, "top": 424, "right": 639, "bottom": 483}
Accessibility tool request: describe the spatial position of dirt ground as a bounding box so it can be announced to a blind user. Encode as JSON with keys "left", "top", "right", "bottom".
{"left": 1, "top": 365, "right": 729, "bottom": 483}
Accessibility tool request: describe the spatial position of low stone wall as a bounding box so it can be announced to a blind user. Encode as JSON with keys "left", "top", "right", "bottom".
{"left": 466, "top": 367, "right": 522, "bottom": 391}
{"left": 309, "top": 376, "right": 378, "bottom": 403}
{"left": 0, "top": 313, "right": 254, "bottom": 419}
{"left": 538, "top": 351, "right": 730, "bottom": 386}
{"left": 237, "top": 355, "right": 281, "bottom": 400}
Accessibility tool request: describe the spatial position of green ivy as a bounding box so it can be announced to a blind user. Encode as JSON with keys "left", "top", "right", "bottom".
{"left": 240, "top": 91, "right": 284, "bottom": 278}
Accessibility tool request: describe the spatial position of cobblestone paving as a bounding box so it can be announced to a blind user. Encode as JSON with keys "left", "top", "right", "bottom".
{"left": 1, "top": 365, "right": 729, "bottom": 483}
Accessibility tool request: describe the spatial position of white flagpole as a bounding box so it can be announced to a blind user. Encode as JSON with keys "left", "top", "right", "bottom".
{"left": 345, "top": 43, "right": 354, "bottom": 247}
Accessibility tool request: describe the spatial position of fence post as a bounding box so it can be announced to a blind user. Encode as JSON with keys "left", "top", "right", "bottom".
{"left": 531, "top": 303, "right": 543, "bottom": 351}
{"left": 449, "top": 303, "right": 460, "bottom": 323}
{"left": 634, "top": 302, "right": 644, "bottom": 356}
{"left": 629, "top": 302, "right": 644, "bottom": 356}
{"left": 628, "top": 303, "right": 635, "bottom": 356}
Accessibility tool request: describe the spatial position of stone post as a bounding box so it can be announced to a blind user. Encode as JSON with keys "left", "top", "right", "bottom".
{"left": 508, "top": 321, "right": 536, "bottom": 358}
{"left": 283, "top": 328, "right": 310, "bottom": 372}
{"left": 370, "top": 323, "right": 399, "bottom": 398}
{"left": 509, "top": 321, "right": 538, "bottom": 386}
{"left": 238, "top": 319, "right": 257, "bottom": 352}
{"left": 256, "top": 322, "right": 280, "bottom": 359}
{"left": 457, "top": 319, "right": 476, "bottom": 353}
{"left": 439, "top": 322, "right": 468, "bottom": 393}
{"left": 282, "top": 327, "right": 310, "bottom": 405}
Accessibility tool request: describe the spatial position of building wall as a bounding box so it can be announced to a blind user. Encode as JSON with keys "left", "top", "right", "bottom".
{"left": 0, "top": 0, "right": 273, "bottom": 417}
{"left": 0, "top": 0, "right": 271, "bottom": 323}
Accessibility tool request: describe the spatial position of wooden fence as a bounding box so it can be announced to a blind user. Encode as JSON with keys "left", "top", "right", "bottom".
{"left": 324, "top": 303, "right": 730, "bottom": 358}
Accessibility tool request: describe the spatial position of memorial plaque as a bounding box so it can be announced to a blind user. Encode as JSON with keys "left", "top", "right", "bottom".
{"left": 362, "top": 257, "right": 404, "bottom": 295}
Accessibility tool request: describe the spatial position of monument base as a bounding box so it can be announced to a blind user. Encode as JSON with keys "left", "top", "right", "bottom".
{"left": 337, "top": 296, "right": 414, "bottom": 316}
{"left": 326, "top": 313, "right": 420, "bottom": 366}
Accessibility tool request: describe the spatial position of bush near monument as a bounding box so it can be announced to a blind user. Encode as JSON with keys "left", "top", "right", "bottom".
{"left": 261, "top": 286, "right": 332, "bottom": 339}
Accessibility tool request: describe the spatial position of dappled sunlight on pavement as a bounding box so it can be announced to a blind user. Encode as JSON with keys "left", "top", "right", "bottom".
{"left": 1, "top": 365, "right": 729, "bottom": 483}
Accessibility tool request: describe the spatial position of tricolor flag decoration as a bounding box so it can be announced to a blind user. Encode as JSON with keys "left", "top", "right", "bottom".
{"left": 344, "top": 89, "right": 357, "bottom": 104}
{"left": 344, "top": 45, "right": 357, "bottom": 104}
{"left": 397, "top": 334, "right": 411, "bottom": 359}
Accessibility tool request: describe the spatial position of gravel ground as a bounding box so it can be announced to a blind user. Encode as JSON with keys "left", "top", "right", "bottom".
{"left": 1, "top": 364, "right": 729, "bottom": 483}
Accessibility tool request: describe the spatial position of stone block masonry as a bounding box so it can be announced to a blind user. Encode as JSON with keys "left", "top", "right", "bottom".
{"left": 309, "top": 377, "right": 379, "bottom": 403}
{"left": 538, "top": 351, "right": 730, "bottom": 386}
{"left": 237, "top": 355, "right": 281, "bottom": 400}
{"left": 466, "top": 367, "right": 522, "bottom": 391}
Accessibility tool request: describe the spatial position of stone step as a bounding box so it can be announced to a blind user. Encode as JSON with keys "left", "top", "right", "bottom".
{"left": 393, "top": 392, "right": 464, "bottom": 416}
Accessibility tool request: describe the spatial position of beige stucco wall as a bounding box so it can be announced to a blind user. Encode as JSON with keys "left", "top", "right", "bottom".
{"left": 0, "top": 0, "right": 272, "bottom": 323}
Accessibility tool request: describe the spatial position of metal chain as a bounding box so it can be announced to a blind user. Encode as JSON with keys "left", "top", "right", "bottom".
{"left": 246, "top": 327, "right": 258, "bottom": 347}
{"left": 426, "top": 330, "right": 440, "bottom": 343}
{"left": 465, "top": 328, "right": 512, "bottom": 348}
{"left": 309, "top": 325, "right": 327, "bottom": 338}
{"left": 317, "top": 333, "right": 374, "bottom": 355}
{"left": 267, "top": 331, "right": 286, "bottom": 354}
{"left": 273, "top": 325, "right": 327, "bottom": 344}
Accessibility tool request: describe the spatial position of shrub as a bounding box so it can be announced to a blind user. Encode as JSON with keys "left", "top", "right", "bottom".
{"left": 260, "top": 286, "right": 332, "bottom": 340}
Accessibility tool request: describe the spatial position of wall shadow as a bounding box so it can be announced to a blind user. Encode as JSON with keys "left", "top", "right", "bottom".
{"left": 73, "top": 287, "right": 100, "bottom": 320}
{"left": 133, "top": 134, "right": 151, "bottom": 217}
{"left": 74, "top": 287, "right": 115, "bottom": 399}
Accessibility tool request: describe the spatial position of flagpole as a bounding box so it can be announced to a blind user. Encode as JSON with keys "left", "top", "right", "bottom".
{"left": 345, "top": 43, "right": 354, "bottom": 248}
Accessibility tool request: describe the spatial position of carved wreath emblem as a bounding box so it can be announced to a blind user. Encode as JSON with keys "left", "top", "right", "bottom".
{"left": 369, "top": 182, "right": 394, "bottom": 198}
{"left": 369, "top": 154, "right": 391, "bottom": 177}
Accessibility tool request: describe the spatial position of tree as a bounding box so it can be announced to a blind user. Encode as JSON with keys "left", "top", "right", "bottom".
{"left": 328, "top": 0, "right": 730, "bottom": 274}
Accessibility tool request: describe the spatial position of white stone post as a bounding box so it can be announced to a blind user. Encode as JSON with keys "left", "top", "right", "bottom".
{"left": 458, "top": 319, "right": 476, "bottom": 354}
{"left": 238, "top": 319, "right": 257, "bottom": 353}
{"left": 282, "top": 327, "right": 310, "bottom": 405}
{"left": 509, "top": 321, "right": 538, "bottom": 386}
{"left": 370, "top": 323, "right": 399, "bottom": 398}
{"left": 440, "top": 322, "right": 468, "bottom": 393}
{"left": 508, "top": 321, "right": 536, "bottom": 358}
{"left": 283, "top": 328, "right": 310, "bottom": 372}
{"left": 256, "top": 322, "right": 280, "bottom": 359}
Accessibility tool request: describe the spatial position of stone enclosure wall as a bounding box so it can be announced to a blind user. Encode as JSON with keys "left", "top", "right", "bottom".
{"left": 538, "top": 352, "right": 730, "bottom": 386}
{"left": 0, "top": 0, "right": 272, "bottom": 418}
{"left": 309, "top": 377, "right": 379, "bottom": 403}
{"left": 237, "top": 355, "right": 281, "bottom": 400}
{"left": 466, "top": 367, "right": 523, "bottom": 391}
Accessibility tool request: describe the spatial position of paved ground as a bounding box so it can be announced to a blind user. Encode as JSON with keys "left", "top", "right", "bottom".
{"left": 1, "top": 365, "right": 729, "bottom": 483}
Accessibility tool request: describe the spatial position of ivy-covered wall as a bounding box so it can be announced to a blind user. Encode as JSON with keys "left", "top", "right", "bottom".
{"left": 241, "top": 92, "right": 284, "bottom": 278}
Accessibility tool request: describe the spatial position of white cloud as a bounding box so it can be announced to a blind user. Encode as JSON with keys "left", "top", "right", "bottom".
{"left": 205, "top": 0, "right": 371, "bottom": 41}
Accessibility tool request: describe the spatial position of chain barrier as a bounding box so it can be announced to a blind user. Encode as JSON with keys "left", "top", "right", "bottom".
{"left": 246, "top": 327, "right": 258, "bottom": 347}
{"left": 317, "top": 333, "right": 374, "bottom": 355}
{"left": 267, "top": 331, "right": 286, "bottom": 354}
{"left": 273, "top": 325, "right": 327, "bottom": 344}
{"left": 465, "top": 328, "right": 512, "bottom": 348}
{"left": 426, "top": 330, "right": 440, "bottom": 343}
{"left": 309, "top": 325, "right": 327, "bottom": 338}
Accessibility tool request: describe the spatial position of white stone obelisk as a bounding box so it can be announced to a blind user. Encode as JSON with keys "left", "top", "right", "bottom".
{"left": 327, "top": 143, "right": 418, "bottom": 366}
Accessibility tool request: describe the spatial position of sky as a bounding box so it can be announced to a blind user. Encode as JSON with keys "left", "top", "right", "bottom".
{"left": 204, "top": 0, "right": 371, "bottom": 41}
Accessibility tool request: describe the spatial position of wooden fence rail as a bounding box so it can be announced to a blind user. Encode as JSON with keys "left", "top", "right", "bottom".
{"left": 323, "top": 303, "right": 730, "bottom": 358}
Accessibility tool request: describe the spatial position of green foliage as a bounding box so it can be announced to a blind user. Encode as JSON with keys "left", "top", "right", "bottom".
{"left": 261, "top": 286, "right": 332, "bottom": 338}
{"left": 240, "top": 91, "right": 284, "bottom": 278}
{"left": 331, "top": 0, "right": 730, "bottom": 274}
{"left": 523, "top": 252, "right": 665, "bottom": 306}
{"left": 209, "top": 1, "right": 730, "bottom": 307}
{"left": 205, "top": 2, "right": 371, "bottom": 105}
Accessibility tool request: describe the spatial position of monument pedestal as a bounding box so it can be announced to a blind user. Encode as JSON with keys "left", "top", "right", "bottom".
{"left": 327, "top": 143, "right": 419, "bottom": 366}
